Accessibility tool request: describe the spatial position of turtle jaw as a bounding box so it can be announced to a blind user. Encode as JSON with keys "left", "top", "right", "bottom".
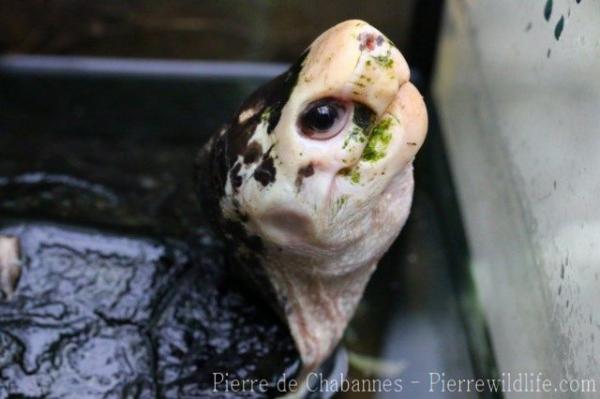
{"left": 259, "top": 163, "right": 416, "bottom": 375}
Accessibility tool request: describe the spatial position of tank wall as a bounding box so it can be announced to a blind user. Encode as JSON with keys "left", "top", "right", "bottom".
{"left": 434, "top": 1, "right": 600, "bottom": 397}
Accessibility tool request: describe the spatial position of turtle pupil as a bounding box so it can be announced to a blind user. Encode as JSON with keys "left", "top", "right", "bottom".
{"left": 298, "top": 98, "right": 349, "bottom": 140}
{"left": 304, "top": 104, "right": 338, "bottom": 132}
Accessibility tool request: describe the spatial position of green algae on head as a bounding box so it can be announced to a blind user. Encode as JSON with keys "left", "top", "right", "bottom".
{"left": 350, "top": 169, "right": 361, "bottom": 184}
{"left": 342, "top": 125, "right": 368, "bottom": 150}
{"left": 339, "top": 166, "right": 361, "bottom": 184}
{"left": 371, "top": 51, "right": 394, "bottom": 69}
{"left": 362, "top": 117, "right": 395, "bottom": 162}
{"left": 334, "top": 195, "right": 349, "bottom": 215}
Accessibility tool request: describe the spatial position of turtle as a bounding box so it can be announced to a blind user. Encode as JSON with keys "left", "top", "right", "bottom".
{"left": 0, "top": 19, "right": 426, "bottom": 398}
{"left": 195, "top": 19, "right": 427, "bottom": 380}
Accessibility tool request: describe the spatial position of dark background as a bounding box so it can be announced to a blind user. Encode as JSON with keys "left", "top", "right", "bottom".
{"left": 0, "top": 1, "right": 442, "bottom": 83}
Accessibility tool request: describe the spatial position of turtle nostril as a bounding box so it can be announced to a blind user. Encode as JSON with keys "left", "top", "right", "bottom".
{"left": 338, "top": 167, "right": 352, "bottom": 176}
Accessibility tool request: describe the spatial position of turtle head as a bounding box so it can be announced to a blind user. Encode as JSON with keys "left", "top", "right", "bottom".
{"left": 197, "top": 19, "right": 427, "bottom": 372}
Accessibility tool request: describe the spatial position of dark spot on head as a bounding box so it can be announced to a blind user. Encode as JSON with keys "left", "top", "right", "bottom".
{"left": 554, "top": 16, "right": 564, "bottom": 40}
{"left": 264, "top": 50, "right": 308, "bottom": 134}
{"left": 353, "top": 103, "right": 376, "bottom": 130}
{"left": 229, "top": 116, "right": 260, "bottom": 159}
{"left": 253, "top": 146, "right": 277, "bottom": 186}
{"left": 358, "top": 32, "right": 379, "bottom": 51}
{"left": 547, "top": 48, "right": 552, "bottom": 58}
{"left": 365, "top": 36, "right": 376, "bottom": 50}
{"left": 544, "top": 0, "right": 552, "bottom": 21}
{"left": 204, "top": 49, "right": 308, "bottom": 197}
{"left": 229, "top": 162, "right": 242, "bottom": 192}
{"left": 207, "top": 117, "right": 260, "bottom": 201}
{"left": 338, "top": 167, "right": 352, "bottom": 176}
{"left": 298, "top": 163, "right": 315, "bottom": 178}
{"left": 525, "top": 22, "right": 533, "bottom": 32}
{"left": 295, "top": 163, "right": 315, "bottom": 190}
{"left": 243, "top": 141, "right": 263, "bottom": 164}
{"left": 407, "top": 142, "right": 417, "bottom": 146}
{"left": 195, "top": 50, "right": 308, "bottom": 265}
{"left": 223, "top": 219, "right": 264, "bottom": 253}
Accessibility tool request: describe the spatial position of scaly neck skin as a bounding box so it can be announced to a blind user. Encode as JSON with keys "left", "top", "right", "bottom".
{"left": 258, "top": 165, "right": 415, "bottom": 374}
{"left": 263, "top": 250, "right": 377, "bottom": 373}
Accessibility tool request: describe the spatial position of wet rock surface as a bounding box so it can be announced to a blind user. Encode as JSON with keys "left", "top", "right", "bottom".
{"left": 0, "top": 123, "right": 299, "bottom": 397}
{"left": 0, "top": 223, "right": 298, "bottom": 398}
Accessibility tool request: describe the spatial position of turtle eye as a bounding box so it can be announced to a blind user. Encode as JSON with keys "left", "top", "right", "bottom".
{"left": 299, "top": 98, "right": 350, "bottom": 140}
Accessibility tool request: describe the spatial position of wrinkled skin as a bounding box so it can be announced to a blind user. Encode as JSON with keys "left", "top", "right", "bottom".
{"left": 196, "top": 20, "right": 428, "bottom": 374}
